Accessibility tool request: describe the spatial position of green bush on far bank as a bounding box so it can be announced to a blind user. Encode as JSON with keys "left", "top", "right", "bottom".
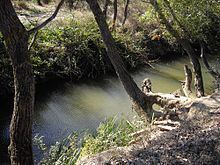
{"left": 31, "top": 17, "right": 146, "bottom": 82}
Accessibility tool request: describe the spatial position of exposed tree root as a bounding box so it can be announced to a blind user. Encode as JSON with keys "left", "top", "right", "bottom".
{"left": 77, "top": 93, "right": 220, "bottom": 165}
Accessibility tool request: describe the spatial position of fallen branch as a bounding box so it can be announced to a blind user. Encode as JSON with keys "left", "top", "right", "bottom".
{"left": 157, "top": 125, "right": 177, "bottom": 131}
{"left": 154, "top": 119, "right": 180, "bottom": 126}
{"left": 142, "top": 78, "right": 191, "bottom": 114}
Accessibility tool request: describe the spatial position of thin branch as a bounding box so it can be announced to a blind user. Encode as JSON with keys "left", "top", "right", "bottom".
{"left": 200, "top": 42, "right": 219, "bottom": 78}
{"left": 28, "top": 31, "right": 38, "bottom": 51}
{"left": 122, "top": 0, "right": 130, "bottom": 25}
{"left": 28, "top": 0, "right": 65, "bottom": 34}
{"left": 111, "top": 0, "right": 118, "bottom": 30}
{"left": 103, "top": 0, "right": 110, "bottom": 18}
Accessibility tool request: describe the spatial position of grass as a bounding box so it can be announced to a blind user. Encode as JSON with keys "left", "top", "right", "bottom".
{"left": 34, "top": 116, "right": 148, "bottom": 165}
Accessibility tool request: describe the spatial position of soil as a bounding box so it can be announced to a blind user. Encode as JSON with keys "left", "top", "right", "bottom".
{"left": 78, "top": 92, "right": 220, "bottom": 165}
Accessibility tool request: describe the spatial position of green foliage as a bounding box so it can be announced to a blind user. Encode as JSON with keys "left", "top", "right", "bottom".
{"left": 165, "top": 0, "right": 220, "bottom": 40}
{"left": 80, "top": 116, "right": 146, "bottom": 157}
{"left": 35, "top": 116, "right": 148, "bottom": 164}
{"left": 141, "top": 0, "right": 220, "bottom": 49}
{"left": 139, "top": 5, "right": 158, "bottom": 25}
{"left": 31, "top": 17, "right": 146, "bottom": 80}
{"left": 34, "top": 133, "right": 81, "bottom": 165}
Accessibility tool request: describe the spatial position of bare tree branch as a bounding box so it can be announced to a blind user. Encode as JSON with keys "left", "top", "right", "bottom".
{"left": 103, "top": 0, "right": 110, "bottom": 18}
{"left": 200, "top": 42, "right": 219, "bottom": 78}
{"left": 122, "top": 0, "right": 130, "bottom": 25}
{"left": 28, "top": 31, "right": 38, "bottom": 51}
{"left": 28, "top": 0, "right": 65, "bottom": 34}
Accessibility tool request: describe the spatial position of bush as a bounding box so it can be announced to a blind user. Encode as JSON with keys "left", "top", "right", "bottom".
{"left": 79, "top": 116, "right": 147, "bottom": 157}
{"left": 35, "top": 116, "right": 148, "bottom": 164}
{"left": 34, "top": 133, "right": 81, "bottom": 165}
{"left": 31, "top": 17, "right": 146, "bottom": 81}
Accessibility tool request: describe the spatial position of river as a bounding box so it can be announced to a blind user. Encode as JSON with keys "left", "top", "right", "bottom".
{"left": 0, "top": 57, "right": 217, "bottom": 164}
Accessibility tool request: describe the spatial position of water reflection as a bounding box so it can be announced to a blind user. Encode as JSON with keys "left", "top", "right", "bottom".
{"left": 34, "top": 58, "right": 214, "bottom": 148}
{"left": 0, "top": 57, "right": 217, "bottom": 163}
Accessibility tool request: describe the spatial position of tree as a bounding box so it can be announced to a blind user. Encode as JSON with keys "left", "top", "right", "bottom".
{"left": 122, "top": 0, "right": 130, "bottom": 25}
{"left": 112, "top": 0, "right": 118, "bottom": 30}
{"left": 149, "top": 0, "right": 204, "bottom": 97}
{"left": 37, "top": 0, "right": 43, "bottom": 6}
{"left": 86, "top": 0, "right": 154, "bottom": 120}
{"left": 103, "top": 0, "right": 110, "bottom": 18}
{"left": 0, "top": 0, "right": 64, "bottom": 164}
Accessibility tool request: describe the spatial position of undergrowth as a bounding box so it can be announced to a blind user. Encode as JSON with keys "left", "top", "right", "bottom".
{"left": 34, "top": 116, "right": 148, "bottom": 165}
{"left": 31, "top": 17, "right": 146, "bottom": 81}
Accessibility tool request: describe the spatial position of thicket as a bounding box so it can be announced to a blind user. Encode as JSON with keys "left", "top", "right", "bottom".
{"left": 140, "top": 0, "right": 220, "bottom": 51}
{"left": 0, "top": 17, "right": 150, "bottom": 98}
{"left": 31, "top": 17, "right": 146, "bottom": 81}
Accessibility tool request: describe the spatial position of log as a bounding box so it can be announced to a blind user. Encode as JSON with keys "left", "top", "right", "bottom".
{"left": 157, "top": 125, "right": 177, "bottom": 131}
{"left": 141, "top": 78, "right": 191, "bottom": 114}
{"left": 154, "top": 119, "right": 180, "bottom": 126}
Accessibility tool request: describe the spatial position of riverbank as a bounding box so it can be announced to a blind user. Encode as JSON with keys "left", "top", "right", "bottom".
{"left": 33, "top": 90, "right": 220, "bottom": 164}
{"left": 78, "top": 92, "right": 220, "bottom": 164}
{"left": 1, "top": 1, "right": 219, "bottom": 100}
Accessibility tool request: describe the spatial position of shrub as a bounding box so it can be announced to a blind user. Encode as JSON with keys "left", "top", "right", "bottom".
{"left": 31, "top": 17, "right": 146, "bottom": 81}
{"left": 35, "top": 116, "right": 148, "bottom": 164}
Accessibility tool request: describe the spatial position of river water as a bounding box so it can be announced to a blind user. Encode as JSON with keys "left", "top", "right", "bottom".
{"left": 0, "top": 57, "right": 217, "bottom": 164}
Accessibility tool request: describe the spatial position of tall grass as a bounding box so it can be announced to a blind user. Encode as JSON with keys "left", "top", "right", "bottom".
{"left": 34, "top": 116, "right": 148, "bottom": 165}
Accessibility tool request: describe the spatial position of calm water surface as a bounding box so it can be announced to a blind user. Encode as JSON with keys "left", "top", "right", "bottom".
{"left": 0, "top": 57, "right": 217, "bottom": 164}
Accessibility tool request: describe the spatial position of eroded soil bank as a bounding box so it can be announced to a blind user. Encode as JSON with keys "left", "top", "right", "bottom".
{"left": 78, "top": 92, "right": 220, "bottom": 165}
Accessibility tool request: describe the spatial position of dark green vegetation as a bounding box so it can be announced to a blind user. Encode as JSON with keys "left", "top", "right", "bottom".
{"left": 0, "top": 1, "right": 220, "bottom": 99}
{"left": 0, "top": 17, "right": 178, "bottom": 99}
{"left": 34, "top": 116, "right": 147, "bottom": 164}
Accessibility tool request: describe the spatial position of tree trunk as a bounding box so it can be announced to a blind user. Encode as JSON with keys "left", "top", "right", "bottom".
{"left": 182, "top": 65, "right": 192, "bottom": 97}
{"left": 122, "top": 0, "right": 130, "bottom": 25}
{"left": 180, "top": 39, "right": 204, "bottom": 97}
{"left": 103, "top": 0, "right": 110, "bottom": 18}
{"left": 112, "top": 0, "right": 118, "bottom": 30}
{"left": 200, "top": 43, "right": 220, "bottom": 92}
{"left": 0, "top": 1, "right": 34, "bottom": 164}
{"left": 86, "top": 0, "right": 153, "bottom": 120}
{"left": 37, "top": 0, "right": 43, "bottom": 6}
{"left": 150, "top": 0, "right": 204, "bottom": 97}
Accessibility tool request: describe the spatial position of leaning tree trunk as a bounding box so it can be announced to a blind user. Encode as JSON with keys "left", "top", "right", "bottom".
{"left": 86, "top": 0, "right": 153, "bottom": 119}
{"left": 122, "top": 0, "right": 130, "bottom": 25}
{"left": 0, "top": 0, "right": 34, "bottom": 164}
{"left": 112, "top": 0, "right": 118, "bottom": 30}
{"left": 200, "top": 43, "right": 220, "bottom": 92}
{"left": 150, "top": 0, "right": 204, "bottom": 97}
